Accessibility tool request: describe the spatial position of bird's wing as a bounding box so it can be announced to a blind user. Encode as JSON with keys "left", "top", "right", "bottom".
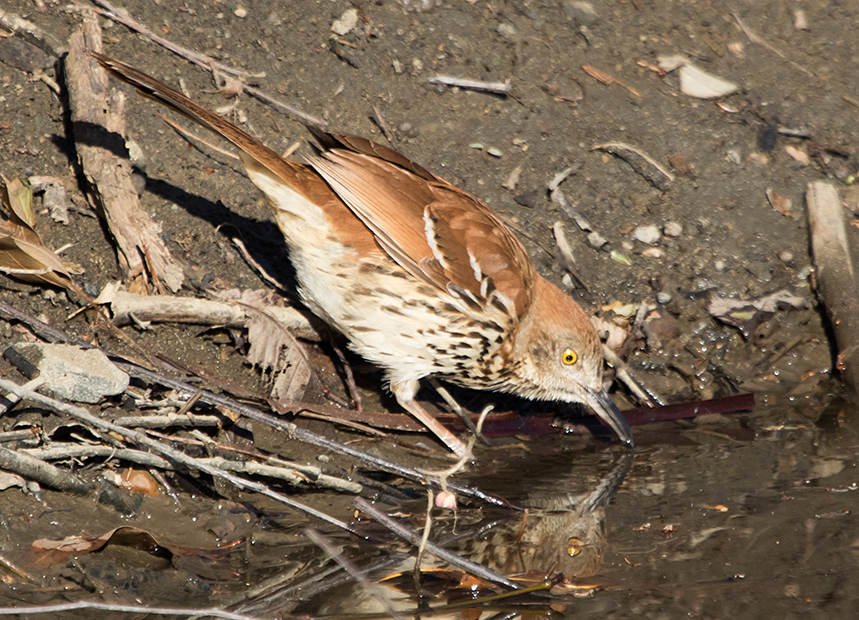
{"left": 308, "top": 145, "right": 536, "bottom": 316}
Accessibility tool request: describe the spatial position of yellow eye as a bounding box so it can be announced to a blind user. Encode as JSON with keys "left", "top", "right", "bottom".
{"left": 562, "top": 348, "right": 578, "bottom": 365}
{"left": 566, "top": 537, "right": 583, "bottom": 557}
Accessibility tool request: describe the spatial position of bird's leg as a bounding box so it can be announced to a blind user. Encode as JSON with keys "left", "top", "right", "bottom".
{"left": 428, "top": 378, "right": 491, "bottom": 446}
{"left": 392, "top": 382, "right": 469, "bottom": 457}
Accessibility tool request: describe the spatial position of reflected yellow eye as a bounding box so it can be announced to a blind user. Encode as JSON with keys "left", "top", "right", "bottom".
{"left": 566, "top": 537, "right": 583, "bottom": 557}
{"left": 562, "top": 348, "right": 578, "bottom": 365}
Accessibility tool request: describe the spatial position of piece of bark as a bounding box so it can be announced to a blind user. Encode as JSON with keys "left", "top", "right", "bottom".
{"left": 110, "top": 291, "right": 326, "bottom": 341}
{"left": 807, "top": 181, "right": 859, "bottom": 396}
{"left": 65, "top": 15, "right": 184, "bottom": 293}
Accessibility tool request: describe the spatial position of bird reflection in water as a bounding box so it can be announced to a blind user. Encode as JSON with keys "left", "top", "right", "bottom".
{"left": 316, "top": 453, "right": 633, "bottom": 619}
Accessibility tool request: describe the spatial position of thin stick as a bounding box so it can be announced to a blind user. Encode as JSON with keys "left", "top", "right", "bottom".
{"left": 0, "top": 444, "right": 92, "bottom": 495}
{"left": 413, "top": 488, "right": 434, "bottom": 596}
{"left": 0, "top": 601, "right": 256, "bottom": 619}
{"left": 158, "top": 113, "right": 240, "bottom": 160}
{"left": 372, "top": 105, "right": 398, "bottom": 149}
{"left": 354, "top": 496, "right": 521, "bottom": 590}
{"left": 88, "top": 0, "right": 260, "bottom": 79}
{"left": 84, "top": 0, "right": 327, "bottom": 128}
{"left": 428, "top": 75, "right": 512, "bottom": 95}
{"left": 732, "top": 11, "right": 817, "bottom": 79}
{"left": 306, "top": 528, "right": 407, "bottom": 620}
{"left": 602, "top": 344, "right": 664, "bottom": 406}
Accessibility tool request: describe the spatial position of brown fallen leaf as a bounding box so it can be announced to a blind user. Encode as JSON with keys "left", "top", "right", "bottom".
{"left": 766, "top": 188, "right": 793, "bottom": 217}
{"left": 31, "top": 525, "right": 241, "bottom": 577}
{"left": 246, "top": 311, "right": 313, "bottom": 402}
{"left": 0, "top": 176, "right": 72, "bottom": 289}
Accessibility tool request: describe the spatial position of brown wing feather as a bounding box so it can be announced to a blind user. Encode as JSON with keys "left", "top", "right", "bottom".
{"left": 308, "top": 147, "right": 535, "bottom": 315}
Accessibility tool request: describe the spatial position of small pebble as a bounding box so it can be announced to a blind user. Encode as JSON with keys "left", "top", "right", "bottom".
{"left": 398, "top": 122, "right": 418, "bottom": 138}
{"left": 714, "top": 259, "right": 727, "bottom": 272}
{"left": 469, "top": 142, "right": 484, "bottom": 150}
{"left": 656, "top": 291, "right": 672, "bottom": 304}
{"left": 564, "top": 1, "right": 599, "bottom": 25}
{"left": 331, "top": 8, "right": 357, "bottom": 35}
{"left": 642, "top": 247, "right": 665, "bottom": 259}
{"left": 561, "top": 273, "right": 574, "bottom": 289}
{"left": 779, "top": 250, "right": 794, "bottom": 263}
{"left": 317, "top": 454, "right": 330, "bottom": 463}
{"left": 234, "top": 6, "right": 247, "bottom": 18}
{"left": 497, "top": 22, "right": 517, "bottom": 40}
{"left": 664, "top": 221, "right": 683, "bottom": 237}
{"left": 587, "top": 232, "right": 607, "bottom": 249}
{"left": 633, "top": 224, "right": 661, "bottom": 245}
{"left": 487, "top": 147, "right": 503, "bottom": 158}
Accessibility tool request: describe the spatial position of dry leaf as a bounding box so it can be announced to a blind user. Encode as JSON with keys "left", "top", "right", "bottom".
{"left": 0, "top": 176, "right": 72, "bottom": 289}
{"left": 708, "top": 290, "right": 809, "bottom": 338}
{"left": 766, "top": 188, "right": 793, "bottom": 217}
{"left": 246, "top": 313, "right": 312, "bottom": 402}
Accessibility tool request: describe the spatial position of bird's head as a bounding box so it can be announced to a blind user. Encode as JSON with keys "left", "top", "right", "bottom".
{"left": 509, "top": 277, "right": 635, "bottom": 447}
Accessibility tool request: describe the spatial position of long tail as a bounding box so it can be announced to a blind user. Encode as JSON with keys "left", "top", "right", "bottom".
{"left": 90, "top": 52, "right": 300, "bottom": 184}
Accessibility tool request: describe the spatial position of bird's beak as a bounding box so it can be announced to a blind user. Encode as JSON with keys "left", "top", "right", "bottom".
{"left": 586, "top": 388, "right": 635, "bottom": 448}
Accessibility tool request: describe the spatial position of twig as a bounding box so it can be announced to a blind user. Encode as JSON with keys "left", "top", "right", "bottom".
{"left": 23, "top": 444, "right": 171, "bottom": 469}
{"left": 428, "top": 75, "right": 512, "bottom": 95}
{"left": 413, "top": 488, "right": 434, "bottom": 596}
{"left": 602, "top": 344, "right": 664, "bottom": 406}
{"left": 306, "top": 529, "right": 407, "bottom": 620}
{"left": 330, "top": 340, "right": 364, "bottom": 413}
{"left": 158, "top": 113, "right": 240, "bottom": 160}
{"left": 428, "top": 378, "right": 489, "bottom": 444}
{"left": 0, "top": 601, "right": 256, "bottom": 619}
{"left": 591, "top": 142, "right": 674, "bottom": 191}
{"left": 243, "top": 84, "right": 328, "bottom": 128}
{"left": 732, "top": 11, "right": 817, "bottom": 80}
{"left": 581, "top": 64, "right": 640, "bottom": 97}
{"left": 114, "top": 413, "right": 221, "bottom": 429}
{"left": 552, "top": 221, "right": 588, "bottom": 291}
{"left": 87, "top": 0, "right": 261, "bottom": 79}
{"left": 82, "top": 0, "right": 327, "bottom": 128}
{"left": 0, "top": 8, "right": 66, "bottom": 56}
{"left": 0, "top": 444, "right": 92, "bottom": 494}
{"left": 354, "top": 497, "right": 521, "bottom": 590}
{"left": 372, "top": 106, "right": 398, "bottom": 149}
{"left": 226, "top": 236, "right": 285, "bottom": 290}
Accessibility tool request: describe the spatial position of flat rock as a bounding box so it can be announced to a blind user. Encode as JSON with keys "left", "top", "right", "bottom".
{"left": 14, "top": 343, "right": 129, "bottom": 404}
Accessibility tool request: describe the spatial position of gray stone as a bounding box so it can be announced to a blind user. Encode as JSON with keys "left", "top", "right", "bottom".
{"left": 564, "top": 1, "right": 599, "bottom": 25}
{"left": 633, "top": 225, "right": 662, "bottom": 245}
{"left": 664, "top": 221, "right": 683, "bottom": 237}
{"left": 14, "top": 343, "right": 129, "bottom": 404}
{"left": 587, "top": 231, "right": 608, "bottom": 249}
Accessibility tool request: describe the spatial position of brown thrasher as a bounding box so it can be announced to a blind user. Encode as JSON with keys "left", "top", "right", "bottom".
{"left": 92, "top": 53, "right": 634, "bottom": 456}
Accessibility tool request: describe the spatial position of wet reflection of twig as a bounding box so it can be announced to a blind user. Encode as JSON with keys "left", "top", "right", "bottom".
{"left": 354, "top": 496, "right": 521, "bottom": 591}
{"left": 306, "top": 528, "right": 407, "bottom": 620}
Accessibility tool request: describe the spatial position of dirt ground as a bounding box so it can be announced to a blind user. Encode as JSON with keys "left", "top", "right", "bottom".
{"left": 1, "top": 0, "right": 858, "bottom": 617}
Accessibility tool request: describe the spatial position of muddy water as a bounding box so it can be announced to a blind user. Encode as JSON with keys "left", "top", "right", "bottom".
{"left": 293, "top": 398, "right": 859, "bottom": 619}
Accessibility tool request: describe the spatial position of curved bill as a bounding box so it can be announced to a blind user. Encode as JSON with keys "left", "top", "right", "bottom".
{"left": 586, "top": 388, "right": 635, "bottom": 448}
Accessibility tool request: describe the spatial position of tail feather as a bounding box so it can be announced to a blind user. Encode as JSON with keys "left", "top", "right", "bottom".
{"left": 90, "top": 52, "right": 304, "bottom": 191}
